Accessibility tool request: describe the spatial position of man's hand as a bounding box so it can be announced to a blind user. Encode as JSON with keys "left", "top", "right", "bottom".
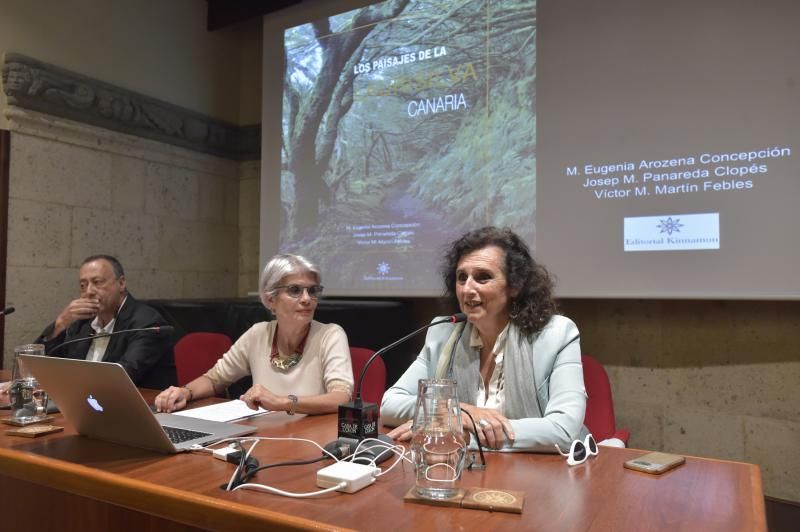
{"left": 49, "top": 298, "right": 100, "bottom": 339}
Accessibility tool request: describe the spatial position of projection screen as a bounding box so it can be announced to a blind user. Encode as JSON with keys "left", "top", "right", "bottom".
{"left": 261, "top": 0, "right": 800, "bottom": 299}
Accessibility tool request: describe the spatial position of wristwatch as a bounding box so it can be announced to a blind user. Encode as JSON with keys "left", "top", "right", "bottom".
{"left": 287, "top": 394, "right": 298, "bottom": 415}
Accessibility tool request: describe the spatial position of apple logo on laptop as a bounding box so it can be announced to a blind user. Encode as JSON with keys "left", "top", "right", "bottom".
{"left": 87, "top": 394, "right": 104, "bottom": 412}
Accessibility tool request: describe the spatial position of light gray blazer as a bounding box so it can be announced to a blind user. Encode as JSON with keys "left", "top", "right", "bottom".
{"left": 380, "top": 315, "right": 587, "bottom": 452}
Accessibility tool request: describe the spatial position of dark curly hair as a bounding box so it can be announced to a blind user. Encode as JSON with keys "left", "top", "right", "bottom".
{"left": 441, "top": 227, "right": 557, "bottom": 338}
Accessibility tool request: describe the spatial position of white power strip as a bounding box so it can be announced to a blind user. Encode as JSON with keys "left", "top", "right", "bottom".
{"left": 316, "top": 461, "right": 379, "bottom": 493}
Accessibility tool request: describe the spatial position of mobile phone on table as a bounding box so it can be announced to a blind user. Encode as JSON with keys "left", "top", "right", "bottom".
{"left": 624, "top": 452, "right": 685, "bottom": 474}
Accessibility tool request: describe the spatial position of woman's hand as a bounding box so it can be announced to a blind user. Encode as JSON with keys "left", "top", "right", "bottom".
{"left": 154, "top": 386, "right": 190, "bottom": 413}
{"left": 387, "top": 420, "right": 414, "bottom": 442}
{"left": 240, "top": 384, "right": 288, "bottom": 412}
{"left": 386, "top": 406, "right": 516, "bottom": 449}
{"left": 461, "top": 405, "right": 515, "bottom": 450}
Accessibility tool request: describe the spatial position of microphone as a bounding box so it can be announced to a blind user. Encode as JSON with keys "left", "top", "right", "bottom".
{"left": 0, "top": 305, "right": 15, "bottom": 316}
{"left": 335, "top": 313, "right": 467, "bottom": 458}
{"left": 48, "top": 325, "right": 174, "bottom": 355}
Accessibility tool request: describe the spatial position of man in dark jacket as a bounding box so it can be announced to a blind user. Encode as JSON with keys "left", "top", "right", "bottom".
{"left": 35, "top": 254, "right": 176, "bottom": 389}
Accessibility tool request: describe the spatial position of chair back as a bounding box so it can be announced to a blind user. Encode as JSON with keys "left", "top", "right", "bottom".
{"left": 349, "top": 347, "right": 386, "bottom": 406}
{"left": 582, "top": 354, "right": 630, "bottom": 445}
{"left": 174, "top": 332, "right": 232, "bottom": 386}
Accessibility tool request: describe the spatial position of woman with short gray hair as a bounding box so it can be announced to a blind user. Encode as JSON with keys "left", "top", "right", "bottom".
{"left": 155, "top": 254, "right": 353, "bottom": 415}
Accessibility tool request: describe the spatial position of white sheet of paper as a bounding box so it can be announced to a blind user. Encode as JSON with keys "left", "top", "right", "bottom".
{"left": 173, "top": 399, "right": 270, "bottom": 422}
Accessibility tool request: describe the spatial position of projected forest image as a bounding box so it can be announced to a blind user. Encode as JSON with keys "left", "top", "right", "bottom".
{"left": 281, "top": 0, "right": 536, "bottom": 293}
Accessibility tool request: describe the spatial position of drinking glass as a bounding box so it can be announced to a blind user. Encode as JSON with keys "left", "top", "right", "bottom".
{"left": 410, "top": 379, "right": 467, "bottom": 499}
{"left": 8, "top": 344, "right": 49, "bottom": 423}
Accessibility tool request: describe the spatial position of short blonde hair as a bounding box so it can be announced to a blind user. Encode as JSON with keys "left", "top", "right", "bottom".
{"left": 259, "top": 254, "right": 321, "bottom": 308}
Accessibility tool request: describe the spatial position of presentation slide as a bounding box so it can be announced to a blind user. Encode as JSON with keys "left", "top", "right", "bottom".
{"left": 536, "top": 0, "right": 799, "bottom": 298}
{"left": 272, "top": 0, "right": 800, "bottom": 299}
{"left": 280, "top": 0, "right": 535, "bottom": 295}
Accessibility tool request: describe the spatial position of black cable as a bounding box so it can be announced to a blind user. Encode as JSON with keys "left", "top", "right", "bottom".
{"left": 219, "top": 441, "right": 335, "bottom": 490}
{"left": 461, "top": 409, "right": 487, "bottom": 470}
{"left": 240, "top": 455, "right": 329, "bottom": 484}
{"left": 220, "top": 441, "right": 261, "bottom": 490}
{"left": 232, "top": 440, "right": 248, "bottom": 489}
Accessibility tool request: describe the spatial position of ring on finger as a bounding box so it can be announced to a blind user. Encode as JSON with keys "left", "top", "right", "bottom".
{"left": 478, "top": 419, "right": 490, "bottom": 429}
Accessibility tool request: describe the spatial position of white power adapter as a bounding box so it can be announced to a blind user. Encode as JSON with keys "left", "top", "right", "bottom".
{"left": 212, "top": 445, "right": 241, "bottom": 463}
{"left": 316, "top": 461, "right": 378, "bottom": 493}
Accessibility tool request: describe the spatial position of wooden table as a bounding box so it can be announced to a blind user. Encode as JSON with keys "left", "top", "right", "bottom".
{"left": 0, "top": 389, "right": 766, "bottom": 531}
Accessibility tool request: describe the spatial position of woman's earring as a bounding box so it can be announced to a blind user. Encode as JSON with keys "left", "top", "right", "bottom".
{"left": 509, "top": 300, "right": 520, "bottom": 319}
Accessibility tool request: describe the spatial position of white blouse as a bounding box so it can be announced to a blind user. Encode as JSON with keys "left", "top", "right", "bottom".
{"left": 473, "top": 323, "right": 510, "bottom": 410}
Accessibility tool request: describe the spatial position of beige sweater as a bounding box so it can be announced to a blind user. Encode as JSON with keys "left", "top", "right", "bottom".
{"left": 204, "top": 320, "right": 353, "bottom": 397}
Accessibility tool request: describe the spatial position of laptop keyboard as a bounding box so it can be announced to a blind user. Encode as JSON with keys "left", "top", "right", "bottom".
{"left": 162, "top": 425, "right": 212, "bottom": 444}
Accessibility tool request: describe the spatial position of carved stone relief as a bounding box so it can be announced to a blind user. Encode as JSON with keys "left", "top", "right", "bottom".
{"left": 2, "top": 54, "right": 259, "bottom": 161}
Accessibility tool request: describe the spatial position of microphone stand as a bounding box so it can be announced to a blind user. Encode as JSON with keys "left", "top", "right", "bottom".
{"left": 334, "top": 314, "right": 466, "bottom": 463}
{"left": 353, "top": 314, "right": 467, "bottom": 405}
{"left": 47, "top": 325, "right": 174, "bottom": 355}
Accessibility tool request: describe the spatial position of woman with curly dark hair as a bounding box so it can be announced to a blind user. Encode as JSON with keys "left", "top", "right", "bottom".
{"left": 382, "top": 227, "right": 587, "bottom": 451}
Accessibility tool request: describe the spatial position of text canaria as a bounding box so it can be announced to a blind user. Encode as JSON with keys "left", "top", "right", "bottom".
{"left": 408, "top": 93, "right": 467, "bottom": 117}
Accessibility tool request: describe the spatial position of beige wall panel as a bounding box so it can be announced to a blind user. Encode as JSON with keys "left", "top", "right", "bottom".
{"left": 181, "top": 271, "right": 237, "bottom": 299}
{"left": 238, "top": 174, "right": 260, "bottom": 228}
{"left": 662, "top": 407, "right": 745, "bottom": 461}
{"left": 224, "top": 178, "right": 240, "bottom": 227}
{"left": 197, "top": 172, "right": 228, "bottom": 224}
{"left": 564, "top": 298, "right": 800, "bottom": 500}
{"left": 126, "top": 269, "right": 184, "bottom": 301}
{"left": 157, "top": 220, "right": 236, "bottom": 273}
{"left": 144, "top": 162, "right": 200, "bottom": 221}
{"left": 613, "top": 401, "right": 664, "bottom": 452}
{"left": 566, "top": 299, "right": 663, "bottom": 367}
{"left": 670, "top": 364, "right": 800, "bottom": 422}
{"left": 238, "top": 272, "right": 259, "bottom": 297}
{"left": 605, "top": 366, "right": 669, "bottom": 407}
{"left": 70, "top": 207, "right": 160, "bottom": 271}
{"left": 239, "top": 160, "right": 261, "bottom": 182}
{"left": 10, "top": 133, "right": 111, "bottom": 209}
{"left": 238, "top": 160, "right": 260, "bottom": 295}
{"left": 238, "top": 225, "right": 259, "bottom": 274}
{"left": 744, "top": 416, "right": 800, "bottom": 501}
{"left": 7, "top": 198, "right": 71, "bottom": 268}
{"left": 110, "top": 155, "right": 148, "bottom": 213}
{"left": 3, "top": 266, "right": 75, "bottom": 363}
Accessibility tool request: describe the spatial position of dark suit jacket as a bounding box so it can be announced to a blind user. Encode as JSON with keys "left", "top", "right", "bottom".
{"left": 36, "top": 293, "right": 177, "bottom": 389}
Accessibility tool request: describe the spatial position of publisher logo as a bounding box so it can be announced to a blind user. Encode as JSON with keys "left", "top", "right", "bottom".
{"left": 363, "top": 260, "right": 403, "bottom": 282}
{"left": 624, "top": 212, "right": 720, "bottom": 251}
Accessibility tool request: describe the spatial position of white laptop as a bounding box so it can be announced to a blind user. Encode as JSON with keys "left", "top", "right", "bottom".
{"left": 19, "top": 355, "right": 256, "bottom": 453}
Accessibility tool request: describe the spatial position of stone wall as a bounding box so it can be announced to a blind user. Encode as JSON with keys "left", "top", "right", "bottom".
{"left": 3, "top": 108, "right": 249, "bottom": 363}
{"left": 238, "top": 160, "right": 261, "bottom": 295}
{"left": 561, "top": 298, "right": 800, "bottom": 502}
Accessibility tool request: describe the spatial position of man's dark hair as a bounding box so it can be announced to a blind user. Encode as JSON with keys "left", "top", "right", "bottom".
{"left": 441, "top": 227, "right": 557, "bottom": 337}
{"left": 82, "top": 255, "right": 125, "bottom": 279}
